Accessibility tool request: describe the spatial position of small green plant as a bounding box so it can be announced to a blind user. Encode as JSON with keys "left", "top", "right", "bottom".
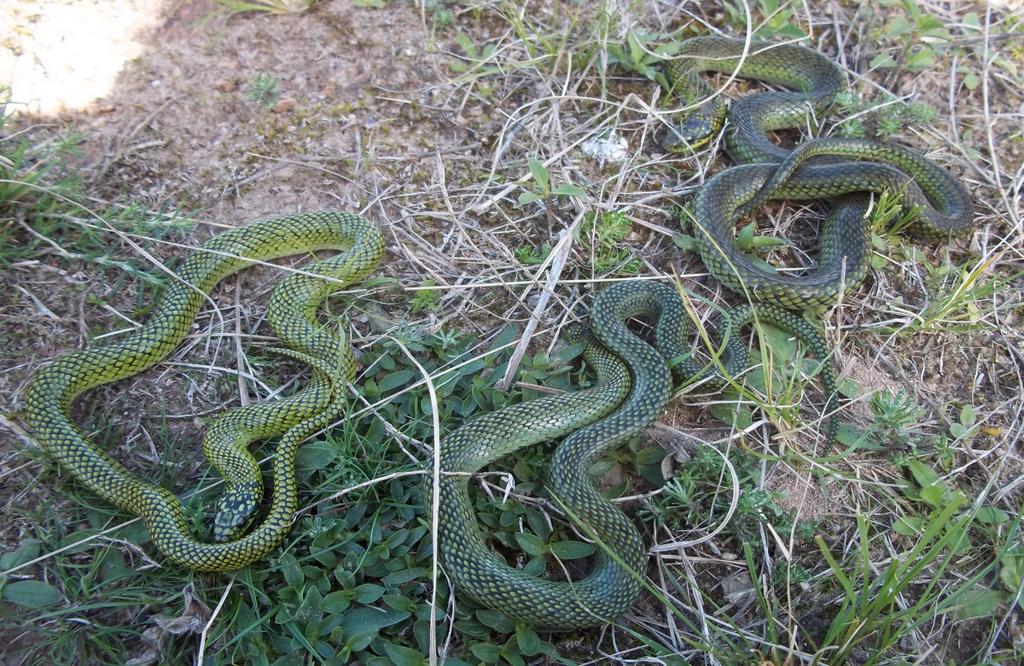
{"left": 449, "top": 33, "right": 500, "bottom": 83}
{"left": 721, "top": 0, "right": 809, "bottom": 40}
{"left": 409, "top": 279, "right": 441, "bottom": 313}
{"left": 578, "top": 210, "right": 640, "bottom": 273}
{"left": 605, "top": 30, "right": 678, "bottom": 84}
{"left": 869, "top": 0, "right": 952, "bottom": 71}
{"left": 513, "top": 242, "right": 551, "bottom": 266}
{"left": 424, "top": 0, "right": 453, "bottom": 27}
{"left": 516, "top": 158, "right": 586, "bottom": 207}
{"left": 835, "top": 92, "right": 940, "bottom": 140}
{"left": 867, "top": 389, "right": 925, "bottom": 448}
{"left": 815, "top": 497, "right": 969, "bottom": 663}
{"left": 246, "top": 72, "right": 281, "bottom": 109}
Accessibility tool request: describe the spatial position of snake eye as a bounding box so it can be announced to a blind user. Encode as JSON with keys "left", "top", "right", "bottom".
{"left": 662, "top": 116, "right": 716, "bottom": 153}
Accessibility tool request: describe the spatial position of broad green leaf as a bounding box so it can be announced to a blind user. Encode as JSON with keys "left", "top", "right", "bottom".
{"left": 634, "top": 447, "right": 666, "bottom": 465}
{"left": 2, "top": 580, "right": 63, "bottom": 609}
{"left": 906, "top": 48, "right": 937, "bottom": 71}
{"left": 906, "top": 459, "right": 942, "bottom": 489}
{"left": 945, "top": 523, "right": 972, "bottom": 554}
{"left": 869, "top": 53, "right": 897, "bottom": 69}
{"left": 919, "top": 484, "right": 945, "bottom": 508}
{"left": 760, "top": 323, "right": 797, "bottom": 363}
{"left": 548, "top": 541, "right": 597, "bottom": 560}
{"left": 893, "top": 515, "right": 924, "bottom": 536}
{"left": 517, "top": 191, "right": 544, "bottom": 206}
{"left": 340, "top": 607, "right": 410, "bottom": 641}
{"left": 297, "top": 441, "right": 337, "bottom": 471}
{"left": 751, "top": 233, "right": 788, "bottom": 249}
{"left": 378, "top": 370, "right": 415, "bottom": 393}
{"left": 975, "top": 506, "right": 1010, "bottom": 524}
{"left": 737, "top": 222, "right": 756, "bottom": 252}
{"left": 527, "top": 158, "right": 549, "bottom": 191}
{"left": 470, "top": 643, "right": 502, "bottom": 663}
{"left": 710, "top": 400, "right": 754, "bottom": 431}
{"left": 514, "top": 532, "right": 545, "bottom": 557}
{"left": 515, "top": 624, "right": 543, "bottom": 656}
{"left": 551, "top": 183, "right": 586, "bottom": 197}
{"left": 959, "top": 404, "right": 976, "bottom": 427}
{"left": 352, "top": 583, "right": 385, "bottom": 604}
{"left": 455, "top": 33, "right": 478, "bottom": 59}
{"left": 381, "top": 641, "right": 428, "bottom": 666}
{"left": 277, "top": 553, "right": 304, "bottom": 587}
{"left": 837, "top": 377, "right": 862, "bottom": 399}
{"left": 0, "top": 539, "right": 41, "bottom": 570}
{"left": 949, "top": 589, "right": 1004, "bottom": 620}
{"left": 672, "top": 233, "right": 696, "bottom": 252}
{"left": 381, "top": 568, "right": 428, "bottom": 584}
{"left": 382, "top": 593, "right": 416, "bottom": 612}
{"left": 320, "top": 591, "right": 351, "bottom": 614}
{"left": 999, "top": 553, "right": 1024, "bottom": 606}
{"left": 836, "top": 422, "right": 875, "bottom": 449}
{"left": 884, "top": 16, "right": 913, "bottom": 36}
{"left": 475, "top": 609, "right": 515, "bottom": 633}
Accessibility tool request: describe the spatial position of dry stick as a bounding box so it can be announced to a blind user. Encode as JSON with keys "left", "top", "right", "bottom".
{"left": 495, "top": 211, "right": 580, "bottom": 392}
{"left": 384, "top": 335, "right": 443, "bottom": 666}
{"left": 196, "top": 576, "right": 234, "bottom": 666}
{"left": 233, "top": 278, "right": 250, "bottom": 408}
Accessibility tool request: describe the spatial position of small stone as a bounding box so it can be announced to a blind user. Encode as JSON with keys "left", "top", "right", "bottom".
{"left": 213, "top": 78, "right": 237, "bottom": 93}
{"left": 274, "top": 97, "right": 297, "bottom": 113}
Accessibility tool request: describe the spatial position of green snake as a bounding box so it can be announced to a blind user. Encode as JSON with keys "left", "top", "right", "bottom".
{"left": 663, "top": 36, "right": 973, "bottom": 308}
{"left": 439, "top": 282, "right": 839, "bottom": 628}
{"left": 25, "top": 212, "right": 384, "bottom": 571}
{"left": 443, "top": 36, "right": 972, "bottom": 627}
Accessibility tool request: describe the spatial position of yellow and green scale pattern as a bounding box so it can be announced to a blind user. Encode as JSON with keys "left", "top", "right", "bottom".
{"left": 25, "top": 211, "right": 384, "bottom": 571}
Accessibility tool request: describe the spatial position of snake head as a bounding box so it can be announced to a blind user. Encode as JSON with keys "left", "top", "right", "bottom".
{"left": 661, "top": 112, "right": 722, "bottom": 154}
{"left": 213, "top": 488, "right": 260, "bottom": 542}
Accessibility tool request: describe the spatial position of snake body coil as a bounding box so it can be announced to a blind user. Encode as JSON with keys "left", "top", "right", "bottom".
{"left": 446, "top": 35, "right": 972, "bottom": 627}
{"left": 25, "top": 211, "right": 383, "bottom": 571}
{"left": 665, "top": 36, "right": 973, "bottom": 309}
{"left": 441, "top": 281, "right": 839, "bottom": 628}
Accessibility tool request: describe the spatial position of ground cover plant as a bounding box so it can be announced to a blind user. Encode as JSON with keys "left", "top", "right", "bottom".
{"left": 1, "top": 0, "right": 1022, "bottom": 663}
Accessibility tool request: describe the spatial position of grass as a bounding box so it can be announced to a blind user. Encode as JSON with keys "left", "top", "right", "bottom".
{"left": 2, "top": 1, "right": 1023, "bottom": 664}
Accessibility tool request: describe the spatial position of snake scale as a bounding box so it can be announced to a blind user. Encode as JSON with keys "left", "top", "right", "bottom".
{"left": 23, "top": 36, "right": 970, "bottom": 628}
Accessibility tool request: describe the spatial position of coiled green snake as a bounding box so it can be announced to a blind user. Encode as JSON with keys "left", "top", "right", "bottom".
{"left": 25, "top": 211, "right": 384, "bottom": 570}
{"left": 23, "top": 36, "right": 971, "bottom": 629}
{"left": 439, "top": 282, "right": 838, "bottom": 629}
{"left": 664, "top": 36, "right": 973, "bottom": 308}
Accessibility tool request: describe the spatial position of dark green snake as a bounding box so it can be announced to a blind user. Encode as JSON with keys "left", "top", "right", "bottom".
{"left": 439, "top": 282, "right": 838, "bottom": 628}
{"left": 663, "top": 36, "right": 973, "bottom": 308}
{"left": 25, "top": 212, "right": 384, "bottom": 571}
